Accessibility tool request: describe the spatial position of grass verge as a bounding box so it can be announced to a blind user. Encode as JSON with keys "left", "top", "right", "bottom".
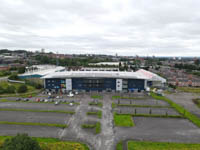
{"left": 0, "top": 136, "right": 89, "bottom": 150}
{"left": 0, "top": 108, "right": 75, "bottom": 114}
{"left": 177, "top": 87, "right": 200, "bottom": 93}
{"left": 117, "top": 104, "right": 171, "bottom": 108}
{"left": 116, "top": 141, "right": 123, "bottom": 150}
{"left": 0, "top": 121, "right": 67, "bottom": 128}
{"left": 114, "top": 113, "right": 134, "bottom": 127}
{"left": 116, "top": 113, "right": 184, "bottom": 118}
{"left": 87, "top": 111, "right": 102, "bottom": 119}
{"left": 88, "top": 102, "right": 103, "bottom": 107}
{"left": 81, "top": 122, "right": 101, "bottom": 134}
{"left": 151, "top": 92, "right": 200, "bottom": 128}
{"left": 127, "top": 140, "right": 200, "bottom": 150}
{"left": 112, "top": 95, "right": 146, "bottom": 100}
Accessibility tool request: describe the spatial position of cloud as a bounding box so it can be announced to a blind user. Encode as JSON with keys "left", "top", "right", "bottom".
{"left": 0, "top": 0, "right": 200, "bottom": 56}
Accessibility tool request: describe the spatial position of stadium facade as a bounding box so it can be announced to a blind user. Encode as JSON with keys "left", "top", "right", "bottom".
{"left": 42, "top": 69, "right": 166, "bottom": 92}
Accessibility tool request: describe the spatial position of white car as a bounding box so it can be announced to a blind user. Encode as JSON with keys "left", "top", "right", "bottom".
{"left": 44, "top": 99, "right": 49, "bottom": 103}
{"left": 67, "top": 92, "right": 74, "bottom": 97}
{"left": 56, "top": 96, "right": 59, "bottom": 99}
{"left": 55, "top": 101, "right": 60, "bottom": 105}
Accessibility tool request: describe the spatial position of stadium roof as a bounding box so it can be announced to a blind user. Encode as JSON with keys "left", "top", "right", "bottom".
{"left": 136, "top": 69, "right": 166, "bottom": 83}
{"left": 42, "top": 70, "right": 164, "bottom": 81}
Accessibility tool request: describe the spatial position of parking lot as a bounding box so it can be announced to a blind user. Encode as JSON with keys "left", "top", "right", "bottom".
{"left": 0, "top": 92, "right": 200, "bottom": 150}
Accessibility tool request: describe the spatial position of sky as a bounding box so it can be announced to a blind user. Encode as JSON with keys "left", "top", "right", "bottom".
{"left": 0, "top": 0, "right": 200, "bottom": 56}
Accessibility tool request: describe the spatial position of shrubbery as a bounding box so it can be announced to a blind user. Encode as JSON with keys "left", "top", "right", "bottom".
{"left": 17, "top": 84, "right": 28, "bottom": 93}
{"left": 25, "top": 80, "right": 43, "bottom": 89}
{"left": 8, "top": 73, "right": 19, "bottom": 80}
{"left": 2, "top": 134, "right": 41, "bottom": 150}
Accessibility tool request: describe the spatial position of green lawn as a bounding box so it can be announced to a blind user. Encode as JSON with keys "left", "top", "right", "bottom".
{"left": 0, "top": 121, "right": 67, "bottom": 128}
{"left": 177, "top": 87, "right": 200, "bottom": 93}
{"left": 151, "top": 92, "right": 200, "bottom": 128}
{"left": 81, "top": 122, "right": 101, "bottom": 134}
{"left": 114, "top": 113, "right": 134, "bottom": 127}
{"left": 0, "top": 136, "right": 89, "bottom": 150}
{"left": 87, "top": 111, "right": 102, "bottom": 119}
{"left": 88, "top": 102, "right": 103, "bottom": 107}
{"left": 128, "top": 141, "right": 200, "bottom": 150}
{"left": 116, "top": 141, "right": 123, "bottom": 150}
{"left": 0, "top": 81, "right": 41, "bottom": 98}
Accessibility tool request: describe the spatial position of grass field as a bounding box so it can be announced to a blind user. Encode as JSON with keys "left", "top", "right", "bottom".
{"left": 151, "top": 92, "right": 200, "bottom": 128}
{"left": 177, "top": 87, "right": 200, "bottom": 93}
{"left": 0, "top": 81, "right": 41, "bottom": 98}
{"left": 87, "top": 111, "right": 102, "bottom": 119}
{"left": 127, "top": 141, "right": 200, "bottom": 150}
{"left": 0, "top": 136, "right": 90, "bottom": 150}
{"left": 0, "top": 121, "right": 67, "bottom": 128}
{"left": 81, "top": 122, "right": 101, "bottom": 134}
{"left": 88, "top": 102, "right": 103, "bottom": 107}
{"left": 116, "top": 141, "right": 123, "bottom": 150}
{"left": 114, "top": 113, "right": 134, "bottom": 127}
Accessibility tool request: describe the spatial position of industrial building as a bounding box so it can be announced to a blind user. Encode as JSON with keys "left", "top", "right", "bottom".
{"left": 42, "top": 69, "right": 166, "bottom": 93}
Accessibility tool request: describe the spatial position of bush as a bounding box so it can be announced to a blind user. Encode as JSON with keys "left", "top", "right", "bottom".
{"left": 25, "top": 80, "right": 43, "bottom": 89}
{"left": 2, "top": 134, "right": 41, "bottom": 150}
{"left": 17, "top": 84, "right": 28, "bottom": 93}
{"left": 5, "top": 85, "right": 16, "bottom": 94}
{"left": 0, "top": 86, "right": 5, "bottom": 94}
{"left": 8, "top": 73, "right": 19, "bottom": 80}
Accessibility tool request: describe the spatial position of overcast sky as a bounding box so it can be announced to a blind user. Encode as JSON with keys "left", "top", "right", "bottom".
{"left": 0, "top": 0, "right": 200, "bottom": 56}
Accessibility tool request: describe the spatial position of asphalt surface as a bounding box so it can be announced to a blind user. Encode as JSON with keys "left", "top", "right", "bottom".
{"left": 0, "top": 124, "right": 63, "bottom": 138}
{"left": 0, "top": 102, "right": 76, "bottom": 112}
{"left": 166, "top": 92, "right": 200, "bottom": 118}
{"left": 116, "top": 106, "right": 180, "bottom": 115}
{"left": 0, "top": 111, "right": 70, "bottom": 124}
{"left": 114, "top": 99, "right": 169, "bottom": 106}
{"left": 115, "top": 117, "right": 200, "bottom": 143}
{"left": 0, "top": 92, "right": 200, "bottom": 150}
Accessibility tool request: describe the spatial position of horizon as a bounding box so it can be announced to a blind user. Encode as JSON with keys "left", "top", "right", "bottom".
{"left": 0, "top": 0, "right": 200, "bottom": 56}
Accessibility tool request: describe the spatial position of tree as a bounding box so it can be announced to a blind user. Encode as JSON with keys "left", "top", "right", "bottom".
{"left": 5, "top": 85, "right": 16, "bottom": 93}
{"left": 17, "top": 84, "right": 28, "bottom": 93}
{"left": 2, "top": 134, "right": 41, "bottom": 150}
{"left": 18, "top": 67, "right": 26, "bottom": 74}
{"left": 8, "top": 73, "right": 19, "bottom": 80}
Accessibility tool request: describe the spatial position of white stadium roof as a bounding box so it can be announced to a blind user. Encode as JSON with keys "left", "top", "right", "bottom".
{"left": 42, "top": 70, "right": 166, "bottom": 83}
{"left": 136, "top": 69, "right": 166, "bottom": 83}
{"left": 42, "top": 71, "right": 149, "bottom": 80}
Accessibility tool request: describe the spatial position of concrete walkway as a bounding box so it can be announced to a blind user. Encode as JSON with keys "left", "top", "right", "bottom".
{"left": 59, "top": 94, "right": 116, "bottom": 150}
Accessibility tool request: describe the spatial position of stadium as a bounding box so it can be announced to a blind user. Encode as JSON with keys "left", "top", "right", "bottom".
{"left": 42, "top": 69, "right": 166, "bottom": 93}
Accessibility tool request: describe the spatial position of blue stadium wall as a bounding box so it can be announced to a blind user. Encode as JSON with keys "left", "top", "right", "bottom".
{"left": 45, "top": 78, "right": 145, "bottom": 91}
{"left": 72, "top": 78, "right": 116, "bottom": 92}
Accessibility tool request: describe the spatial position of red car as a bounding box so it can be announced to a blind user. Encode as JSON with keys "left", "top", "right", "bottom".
{"left": 35, "top": 98, "right": 40, "bottom": 102}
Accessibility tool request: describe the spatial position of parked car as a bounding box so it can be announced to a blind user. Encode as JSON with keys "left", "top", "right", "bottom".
{"left": 24, "top": 98, "right": 29, "bottom": 102}
{"left": 54, "top": 101, "right": 60, "bottom": 105}
{"left": 44, "top": 99, "right": 49, "bottom": 103}
{"left": 16, "top": 98, "right": 21, "bottom": 101}
{"left": 35, "top": 98, "right": 40, "bottom": 102}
